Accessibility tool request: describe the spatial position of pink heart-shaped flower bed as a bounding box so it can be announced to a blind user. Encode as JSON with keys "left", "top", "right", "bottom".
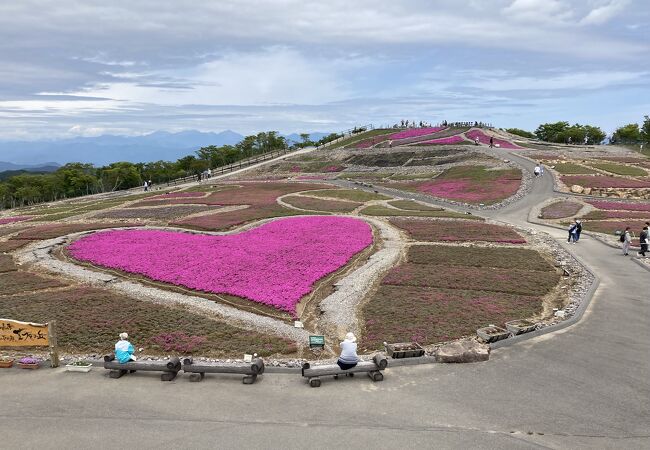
{"left": 68, "top": 216, "right": 373, "bottom": 314}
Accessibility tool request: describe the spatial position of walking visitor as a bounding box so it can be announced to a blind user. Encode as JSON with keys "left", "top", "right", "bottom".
{"left": 337, "top": 332, "right": 359, "bottom": 372}
{"left": 115, "top": 332, "right": 136, "bottom": 363}
{"left": 638, "top": 226, "right": 648, "bottom": 257}
{"left": 621, "top": 227, "right": 632, "bottom": 256}
{"left": 533, "top": 165, "right": 541, "bottom": 177}
{"left": 568, "top": 221, "right": 578, "bottom": 243}
{"left": 575, "top": 219, "right": 583, "bottom": 242}
{"left": 489, "top": 136, "right": 494, "bottom": 148}
{"left": 143, "top": 180, "right": 148, "bottom": 192}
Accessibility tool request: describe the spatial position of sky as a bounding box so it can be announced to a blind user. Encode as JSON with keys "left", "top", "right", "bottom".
{"left": 0, "top": 0, "right": 648, "bottom": 140}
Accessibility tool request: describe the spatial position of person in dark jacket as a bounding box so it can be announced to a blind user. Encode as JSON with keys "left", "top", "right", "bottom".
{"left": 574, "top": 219, "right": 583, "bottom": 242}
{"left": 638, "top": 226, "right": 648, "bottom": 257}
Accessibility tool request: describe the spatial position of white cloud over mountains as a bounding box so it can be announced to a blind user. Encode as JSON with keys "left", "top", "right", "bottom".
{"left": 0, "top": 0, "right": 648, "bottom": 139}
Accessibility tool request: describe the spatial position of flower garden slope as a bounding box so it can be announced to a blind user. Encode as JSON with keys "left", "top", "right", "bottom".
{"left": 68, "top": 216, "right": 373, "bottom": 314}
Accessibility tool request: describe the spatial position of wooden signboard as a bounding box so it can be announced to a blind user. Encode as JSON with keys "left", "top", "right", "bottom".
{"left": 0, "top": 318, "right": 59, "bottom": 367}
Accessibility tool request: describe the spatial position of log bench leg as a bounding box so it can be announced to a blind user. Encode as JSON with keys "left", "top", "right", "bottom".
{"left": 160, "top": 371, "right": 178, "bottom": 382}
{"left": 109, "top": 369, "right": 127, "bottom": 379}
{"left": 242, "top": 374, "right": 257, "bottom": 385}
{"left": 309, "top": 377, "right": 321, "bottom": 388}
{"left": 368, "top": 371, "right": 384, "bottom": 382}
{"left": 189, "top": 373, "right": 205, "bottom": 382}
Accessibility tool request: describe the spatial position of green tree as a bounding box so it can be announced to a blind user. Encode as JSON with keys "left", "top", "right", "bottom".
{"left": 612, "top": 123, "right": 640, "bottom": 144}
{"left": 641, "top": 115, "right": 650, "bottom": 144}
{"left": 506, "top": 128, "right": 536, "bottom": 139}
{"left": 535, "top": 121, "right": 569, "bottom": 142}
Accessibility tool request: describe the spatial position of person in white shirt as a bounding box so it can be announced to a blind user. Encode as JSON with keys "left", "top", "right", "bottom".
{"left": 337, "top": 332, "right": 359, "bottom": 371}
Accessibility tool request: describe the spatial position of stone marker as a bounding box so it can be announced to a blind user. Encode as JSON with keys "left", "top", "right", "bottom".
{"left": 435, "top": 340, "right": 490, "bottom": 363}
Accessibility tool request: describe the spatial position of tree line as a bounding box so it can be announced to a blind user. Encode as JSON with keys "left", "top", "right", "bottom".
{"left": 0, "top": 131, "right": 341, "bottom": 209}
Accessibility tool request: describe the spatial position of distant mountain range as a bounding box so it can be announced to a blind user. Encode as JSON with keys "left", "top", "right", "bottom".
{"left": 0, "top": 130, "right": 331, "bottom": 167}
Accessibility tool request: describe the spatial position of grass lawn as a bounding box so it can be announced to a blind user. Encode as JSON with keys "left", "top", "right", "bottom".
{"left": 381, "top": 263, "right": 560, "bottom": 296}
{"left": 407, "top": 245, "right": 554, "bottom": 271}
{"left": 0, "top": 286, "right": 297, "bottom": 357}
{"left": 540, "top": 201, "right": 584, "bottom": 219}
{"left": 588, "top": 162, "right": 647, "bottom": 177}
{"left": 12, "top": 223, "right": 141, "bottom": 240}
{"left": 91, "top": 205, "right": 215, "bottom": 220}
{"left": 361, "top": 286, "right": 543, "bottom": 350}
{"left": 386, "top": 166, "right": 522, "bottom": 205}
{"left": 390, "top": 218, "right": 525, "bottom": 243}
{"left": 387, "top": 200, "right": 443, "bottom": 211}
{"left": 0, "top": 271, "right": 67, "bottom": 295}
{"left": 172, "top": 205, "right": 309, "bottom": 231}
{"left": 360, "top": 205, "right": 480, "bottom": 219}
{"left": 331, "top": 129, "right": 395, "bottom": 149}
{"left": 336, "top": 172, "right": 393, "bottom": 180}
{"left": 580, "top": 220, "right": 648, "bottom": 235}
{"left": 389, "top": 172, "right": 440, "bottom": 181}
{"left": 561, "top": 176, "right": 650, "bottom": 189}
{"left": 552, "top": 163, "right": 597, "bottom": 175}
{"left": 282, "top": 195, "right": 360, "bottom": 212}
{"left": 308, "top": 189, "right": 390, "bottom": 202}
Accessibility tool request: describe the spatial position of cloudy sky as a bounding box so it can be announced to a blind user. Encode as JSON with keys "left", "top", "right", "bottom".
{"left": 0, "top": 0, "right": 648, "bottom": 140}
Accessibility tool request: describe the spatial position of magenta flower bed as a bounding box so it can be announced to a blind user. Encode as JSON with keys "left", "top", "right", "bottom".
{"left": 586, "top": 200, "right": 650, "bottom": 212}
{"left": 389, "top": 127, "right": 446, "bottom": 140}
{"left": 561, "top": 176, "right": 650, "bottom": 189}
{"left": 68, "top": 216, "right": 373, "bottom": 314}
{"left": 418, "top": 135, "right": 466, "bottom": 145}
{"left": 150, "top": 192, "right": 207, "bottom": 200}
{"left": 465, "top": 129, "right": 522, "bottom": 149}
{"left": 415, "top": 177, "right": 520, "bottom": 203}
{"left": 0, "top": 216, "right": 31, "bottom": 225}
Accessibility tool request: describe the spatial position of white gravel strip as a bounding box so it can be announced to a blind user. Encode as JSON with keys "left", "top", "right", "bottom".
{"left": 319, "top": 216, "right": 405, "bottom": 337}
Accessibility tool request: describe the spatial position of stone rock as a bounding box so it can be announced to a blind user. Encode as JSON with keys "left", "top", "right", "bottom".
{"left": 435, "top": 340, "right": 490, "bottom": 363}
{"left": 582, "top": 187, "right": 592, "bottom": 195}
{"left": 570, "top": 185, "right": 584, "bottom": 194}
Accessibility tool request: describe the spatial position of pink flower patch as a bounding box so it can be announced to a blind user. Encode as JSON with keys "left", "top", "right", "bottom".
{"left": 0, "top": 216, "right": 31, "bottom": 225}
{"left": 389, "top": 127, "right": 446, "bottom": 140}
{"left": 562, "top": 176, "right": 650, "bottom": 189}
{"left": 465, "top": 129, "right": 522, "bottom": 149}
{"left": 150, "top": 192, "right": 207, "bottom": 199}
{"left": 68, "top": 216, "right": 373, "bottom": 314}
{"left": 586, "top": 200, "right": 650, "bottom": 212}
{"left": 418, "top": 135, "right": 466, "bottom": 145}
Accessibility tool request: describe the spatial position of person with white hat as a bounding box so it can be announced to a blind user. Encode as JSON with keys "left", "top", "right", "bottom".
{"left": 114, "top": 332, "right": 137, "bottom": 363}
{"left": 337, "top": 332, "right": 359, "bottom": 371}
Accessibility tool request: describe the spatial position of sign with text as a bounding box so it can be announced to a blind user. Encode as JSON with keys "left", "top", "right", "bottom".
{"left": 309, "top": 335, "right": 325, "bottom": 348}
{"left": 0, "top": 318, "right": 49, "bottom": 347}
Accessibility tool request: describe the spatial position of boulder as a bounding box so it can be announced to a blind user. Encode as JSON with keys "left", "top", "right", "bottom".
{"left": 435, "top": 340, "right": 490, "bottom": 363}
{"left": 583, "top": 187, "right": 592, "bottom": 195}
{"left": 570, "top": 185, "right": 584, "bottom": 194}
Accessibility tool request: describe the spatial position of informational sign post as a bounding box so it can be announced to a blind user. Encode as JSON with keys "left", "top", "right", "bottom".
{"left": 0, "top": 318, "right": 59, "bottom": 367}
{"left": 309, "top": 335, "right": 325, "bottom": 349}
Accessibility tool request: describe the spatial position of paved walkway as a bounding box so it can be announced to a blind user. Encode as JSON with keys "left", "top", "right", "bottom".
{"left": 1, "top": 147, "right": 649, "bottom": 449}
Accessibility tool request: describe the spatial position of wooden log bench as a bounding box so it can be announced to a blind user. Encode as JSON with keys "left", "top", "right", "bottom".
{"left": 103, "top": 355, "right": 181, "bottom": 381}
{"left": 301, "top": 353, "right": 388, "bottom": 388}
{"left": 182, "top": 357, "right": 265, "bottom": 384}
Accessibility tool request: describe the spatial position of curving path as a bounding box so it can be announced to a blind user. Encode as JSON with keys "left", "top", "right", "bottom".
{"left": 1, "top": 147, "right": 649, "bottom": 449}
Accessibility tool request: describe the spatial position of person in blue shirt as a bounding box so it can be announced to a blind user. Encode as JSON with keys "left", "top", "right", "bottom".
{"left": 115, "top": 332, "right": 136, "bottom": 363}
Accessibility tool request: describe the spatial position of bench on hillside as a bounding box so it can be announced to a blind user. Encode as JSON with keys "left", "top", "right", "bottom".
{"left": 301, "top": 353, "right": 388, "bottom": 387}
{"left": 182, "top": 357, "right": 265, "bottom": 384}
{"left": 103, "top": 355, "right": 181, "bottom": 381}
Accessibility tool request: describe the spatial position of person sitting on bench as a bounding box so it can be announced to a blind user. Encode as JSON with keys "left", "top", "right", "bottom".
{"left": 337, "top": 332, "right": 359, "bottom": 370}
{"left": 115, "top": 332, "right": 137, "bottom": 363}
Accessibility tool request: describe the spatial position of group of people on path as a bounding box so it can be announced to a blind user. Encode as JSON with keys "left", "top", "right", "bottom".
{"left": 620, "top": 222, "right": 649, "bottom": 258}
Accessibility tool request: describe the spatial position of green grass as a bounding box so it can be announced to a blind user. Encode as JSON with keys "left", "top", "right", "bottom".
{"left": 282, "top": 195, "right": 360, "bottom": 212}
{"left": 308, "top": 189, "right": 390, "bottom": 202}
{"left": 360, "top": 205, "right": 480, "bottom": 219}
{"left": 407, "top": 245, "right": 554, "bottom": 271}
{"left": 552, "top": 163, "right": 597, "bottom": 175}
{"left": 336, "top": 172, "right": 393, "bottom": 180}
{"left": 387, "top": 200, "right": 443, "bottom": 211}
{"left": 0, "top": 271, "right": 67, "bottom": 295}
{"left": 0, "top": 286, "right": 298, "bottom": 357}
{"left": 588, "top": 162, "right": 647, "bottom": 177}
{"left": 329, "top": 129, "right": 395, "bottom": 149}
{"left": 389, "top": 172, "right": 439, "bottom": 181}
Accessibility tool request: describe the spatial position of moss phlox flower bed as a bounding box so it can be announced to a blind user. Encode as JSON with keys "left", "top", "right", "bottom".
{"left": 68, "top": 216, "right": 373, "bottom": 314}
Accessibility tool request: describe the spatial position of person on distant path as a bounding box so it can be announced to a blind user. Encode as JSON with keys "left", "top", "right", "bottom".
{"left": 575, "top": 219, "right": 583, "bottom": 242}
{"left": 539, "top": 164, "right": 544, "bottom": 176}
{"left": 115, "top": 332, "right": 136, "bottom": 363}
{"left": 489, "top": 136, "right": 494, "bottom": 148}
{"left": 638, "top": 226, "right": 648, "bottom": 257}
{"left": 337, "top": 332, "right": 359, "bottom": 372}
{"left": 474, "top": 136, "right": 480, "bottom": 146}
{"left": 143, "top": 180, "right": 148, "bottom": 192}
{"left": 622, "top": 227, "right": 632, "bottom": 256}
{"left": 533, "top": 165, "right": 541, "bottom": 177}
{"left": 568, "top": 221, "right": 578, "bottom": 243}
{"left": 196, "top": 171, "right": 202, "bottom": 182}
